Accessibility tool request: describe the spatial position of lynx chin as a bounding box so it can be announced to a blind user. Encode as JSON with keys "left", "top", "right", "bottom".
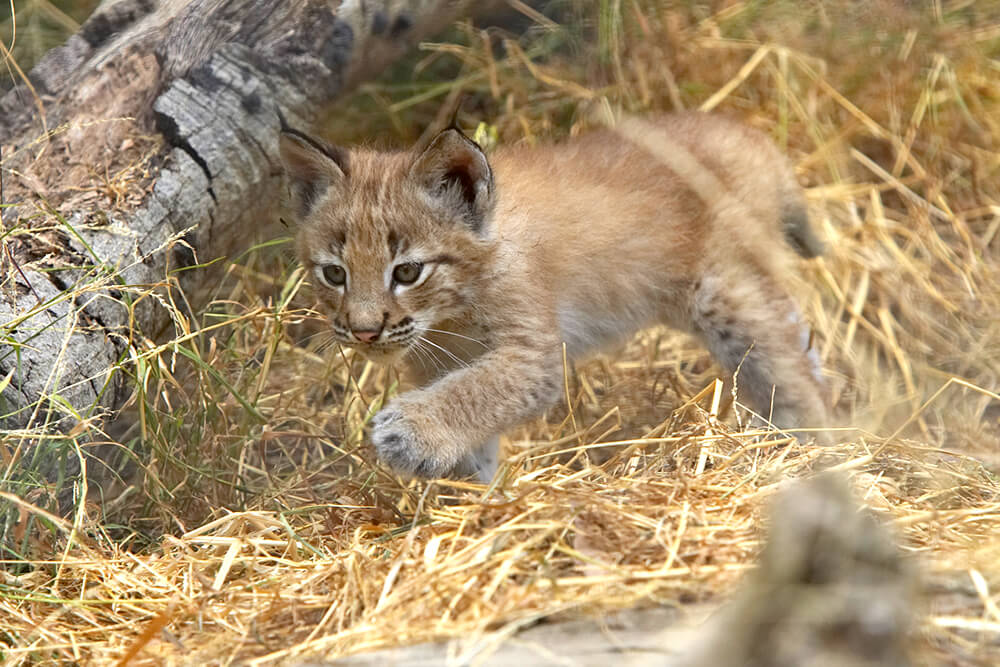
{"left": 279, "top": 112, "right": 830, "bottom": 481}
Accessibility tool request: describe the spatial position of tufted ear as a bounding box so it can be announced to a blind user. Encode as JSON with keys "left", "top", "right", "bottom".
{"left": 410, "top": 128, "right": 495, "bottom": 234}
{"left": 278, "top": 128, "right": 349, "bottom": 219}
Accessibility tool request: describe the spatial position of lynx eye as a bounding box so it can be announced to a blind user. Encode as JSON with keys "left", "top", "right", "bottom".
{"left": 320, "top": 264, "right": 346, "bottom": 287}
{"left": 392, "top": 262, "right": 423, "bottom": 286}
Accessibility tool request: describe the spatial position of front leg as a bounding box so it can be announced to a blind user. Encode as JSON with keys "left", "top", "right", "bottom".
{"left": 371, "top": 346, "right": 562, "bottom": 479}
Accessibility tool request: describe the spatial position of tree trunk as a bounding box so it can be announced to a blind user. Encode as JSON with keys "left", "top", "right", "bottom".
{"left": 0, "top": 0, "right": 499, "bottom": 432}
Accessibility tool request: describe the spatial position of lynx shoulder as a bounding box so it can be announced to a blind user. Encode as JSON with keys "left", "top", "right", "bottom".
{"left": 279, "top": 112, "right": 829, "bottom": 480}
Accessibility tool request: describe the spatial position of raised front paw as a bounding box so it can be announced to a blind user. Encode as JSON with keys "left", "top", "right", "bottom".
{"left": 370, "top": 403, "right": 451, "bottom": 478}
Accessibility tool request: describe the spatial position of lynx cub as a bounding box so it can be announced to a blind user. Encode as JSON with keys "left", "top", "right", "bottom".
{"left": 279, "top": 112, "right": 828, "bottom": 481}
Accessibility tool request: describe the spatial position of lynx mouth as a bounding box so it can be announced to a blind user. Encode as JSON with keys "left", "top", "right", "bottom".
{"left": 350, "top": 342, "right": 407, "bottom": 365}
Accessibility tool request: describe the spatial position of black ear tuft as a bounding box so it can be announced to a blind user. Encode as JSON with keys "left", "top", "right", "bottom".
{"left": 278, "top": 128, "right": 349, "bottom": 219}
{"left": 410, "top": 129, "right": 495, "bottom": 234}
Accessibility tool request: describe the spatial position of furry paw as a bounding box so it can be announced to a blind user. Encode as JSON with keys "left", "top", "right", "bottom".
{"left": 371, "top": 404, "right": 450, "bottom": 478}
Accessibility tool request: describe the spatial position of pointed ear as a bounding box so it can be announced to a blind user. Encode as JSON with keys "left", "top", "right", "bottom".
{"left": 410, "top": 129, "right": 495, "bottom": 234}
{"left": 278, "top": 129, "right": 349, "bottom": 218}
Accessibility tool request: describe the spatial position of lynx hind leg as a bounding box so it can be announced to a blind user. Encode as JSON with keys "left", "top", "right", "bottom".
{"left": 692, "top": 274, "right": 829, "bottom": 440}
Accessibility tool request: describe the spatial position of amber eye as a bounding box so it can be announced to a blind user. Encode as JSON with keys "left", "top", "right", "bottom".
{"left": 392, "top": 262, "right": 423, "bottom": 286}
{"left": 321, "top": 264, "right": 346, "bottom": 287}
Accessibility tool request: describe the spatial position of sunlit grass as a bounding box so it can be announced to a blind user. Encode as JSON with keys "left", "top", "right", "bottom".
{"left": 0, "top": 0, "right": 998, "bottom": 663}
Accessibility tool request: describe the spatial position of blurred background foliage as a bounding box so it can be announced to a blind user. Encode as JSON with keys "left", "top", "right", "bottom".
{"left": 1, "top": 0, "right": 99, "bottom": 88}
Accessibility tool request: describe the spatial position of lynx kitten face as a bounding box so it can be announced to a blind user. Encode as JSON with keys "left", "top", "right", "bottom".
{"left": 280, "top": 112, "right": 830, "bottom": 481}
{"left": 283, "top": 129, "right": 497, "bottom": 366}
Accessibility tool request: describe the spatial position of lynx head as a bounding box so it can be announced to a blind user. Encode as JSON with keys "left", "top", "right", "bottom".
{"left": 279, "top": 127, "right": 497, "bottom": 362}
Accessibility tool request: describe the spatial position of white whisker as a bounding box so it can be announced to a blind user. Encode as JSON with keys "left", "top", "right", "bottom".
{"left": 418, "top": 336, "right": 472, "bottom": 369}
{"left": 297, "top": 330, "right": 327, "bottom": 344}
{"left": 316, "top": 337, "right": 342, "bottom": 355}
{"left": 424, "top": 327, "right": 490, "bottom": 349}
{"left": 410, "top": 339, "right": 446, "bottom": 374}
{"left": 307, "top": 332, "right": 334, "bottom": 350}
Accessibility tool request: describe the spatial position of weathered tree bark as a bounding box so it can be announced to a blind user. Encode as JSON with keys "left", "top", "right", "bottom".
{"left": 0, "top": 0, "right": 501, "bottom": 431}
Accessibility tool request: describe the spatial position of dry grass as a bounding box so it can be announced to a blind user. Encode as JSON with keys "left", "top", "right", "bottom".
{"left": 2, "top": 1, "right": 1000, "bottom": 664}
